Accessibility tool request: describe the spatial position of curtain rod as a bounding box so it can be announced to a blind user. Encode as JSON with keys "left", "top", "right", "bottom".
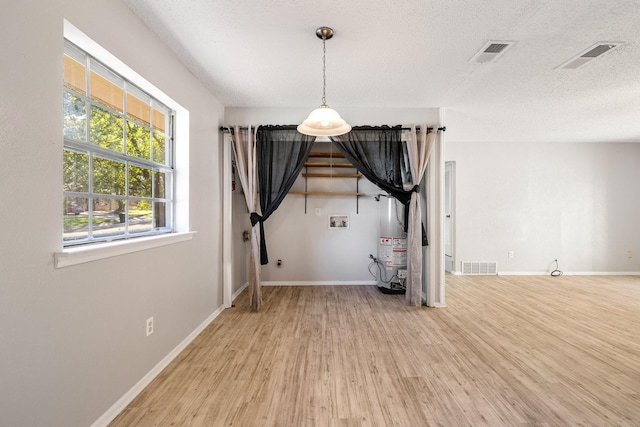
{"left": 218, "top": 125, "right": 446, "bottom": 133}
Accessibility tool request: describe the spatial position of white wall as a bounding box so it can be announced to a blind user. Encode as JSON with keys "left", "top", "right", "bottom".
{"left": 0, "top": 1, "right": 224, "bottom": 426}
{"left": 446, "top": 141, "right": 640, "bottom": 274}
{"left": 226, "top": 108, "right": 440, "bottom": 282}
{"left": 261, "top": 165, "right": 381, "bottom": 282}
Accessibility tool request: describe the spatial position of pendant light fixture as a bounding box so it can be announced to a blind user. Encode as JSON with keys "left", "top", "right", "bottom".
{"left": 297, "top": 27, "right": 351, "bottom": 137}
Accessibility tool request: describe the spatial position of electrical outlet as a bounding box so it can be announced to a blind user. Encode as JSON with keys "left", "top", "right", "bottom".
{"left": 628, "top": 251, "right": 633, "bottom": 259}
{"left": 146, "top": 317, "right": 154, "bottom": 336}
{"left": 398, "top": 269, "right": 407, "bottom": 279}
{"left": 508, "top": 250, "right": 514, "bottom": 259}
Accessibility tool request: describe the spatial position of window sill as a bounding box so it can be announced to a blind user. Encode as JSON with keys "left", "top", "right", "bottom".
{"left": 54, "top": 232, "right": 196, "bottom": 268}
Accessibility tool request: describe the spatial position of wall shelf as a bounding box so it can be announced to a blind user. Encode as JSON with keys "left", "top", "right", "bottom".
{"left": 304, "top": 161, "right": 353, "bottom": 168}
{"left": 302, "top": 173, "right": 362, "bottom": 178}
{"left": 295, "top": 149, "right": 364, "bottom": 213}
{"left": 308, "top": 151, "right": 344, "bottom": 158}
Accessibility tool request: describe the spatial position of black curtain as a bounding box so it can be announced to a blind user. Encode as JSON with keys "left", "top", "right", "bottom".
{"left": 330, "top": 125, "right": 427, "bottom": 245}
{"left": 253, "top": 126, "right": 315, "bottom": 265}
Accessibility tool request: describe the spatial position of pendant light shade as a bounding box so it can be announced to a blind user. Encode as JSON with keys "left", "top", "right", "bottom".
{"left": 297, "top": 27, "right": 351, "bottom": 137}
{"left": 298, "top": 105, "right": 351, "bottom": 136}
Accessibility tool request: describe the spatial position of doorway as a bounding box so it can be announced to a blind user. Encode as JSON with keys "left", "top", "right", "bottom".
{"left": 444, "top": 161, "right": 455, "bottom": 273}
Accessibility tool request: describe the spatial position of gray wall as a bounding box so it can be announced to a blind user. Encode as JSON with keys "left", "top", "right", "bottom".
{"left": 446, "top": 141, "right": 640, "bottom": 274}
{"left": 0, "top": 1, "right": 224, "bottom": 425}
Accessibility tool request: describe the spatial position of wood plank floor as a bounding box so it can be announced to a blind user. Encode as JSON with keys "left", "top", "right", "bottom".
{"left": 110, "top": 275, "right": 640, "bottom": 426}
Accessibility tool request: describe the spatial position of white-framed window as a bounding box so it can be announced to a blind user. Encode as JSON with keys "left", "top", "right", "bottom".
{"left": 63, "top": 40, "right": 175, "bottom": 246}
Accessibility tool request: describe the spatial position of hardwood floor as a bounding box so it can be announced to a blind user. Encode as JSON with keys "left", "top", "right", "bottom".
{"left": 110, "top": 275, "right": 640, "bottom": 426}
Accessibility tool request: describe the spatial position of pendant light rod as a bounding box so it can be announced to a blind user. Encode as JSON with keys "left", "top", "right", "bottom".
{"left": 321, "top": 32, "right": 327, "bottom": 105}
{"left": 317, "top": 27, "right": 333, "bottom": 106}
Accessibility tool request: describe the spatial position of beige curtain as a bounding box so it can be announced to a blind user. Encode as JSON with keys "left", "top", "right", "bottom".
{"left": 230, "top": 126, "right": 262, "bottom": 311}
{"left": 404, "top": 125, "right": 435, "bottom": 306}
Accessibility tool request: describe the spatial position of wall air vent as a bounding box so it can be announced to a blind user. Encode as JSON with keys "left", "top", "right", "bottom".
{"left": 470, "top": 41, "right": 516, "bottom": 64}
{"left": 557, "top": 42, "right": 624, "bottom": 69}
{"left": 461, "top": 261, "right": 498, "bottom": 275}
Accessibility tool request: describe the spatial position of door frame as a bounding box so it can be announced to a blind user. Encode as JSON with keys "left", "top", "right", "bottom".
{"left": 222, "top": 133, "right": 233, "bottom": 308}
{"left": 444, "top": 161, "right": 455, "bottom": 273}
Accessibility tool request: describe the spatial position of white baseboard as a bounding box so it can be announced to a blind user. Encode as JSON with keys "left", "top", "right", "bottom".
{"left": 232, "top": 282, "right": 248, "bottom": 300}
{"left": 91, "top": 305, "right": 226, "bottom": 427}
{"left": 493, "top": 271, "right": 640, "bottom": 276}
{"left": 262, "top": 280, "right": 377, "bottom": 286}
{"left": 560, "top": 271, "right": 640, "bottom": 276}
{"left": 497, "top": 271, "right": 549, "bottom": 275}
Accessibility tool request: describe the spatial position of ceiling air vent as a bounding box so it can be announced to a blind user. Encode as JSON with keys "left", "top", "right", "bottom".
{"left": 557, "top": 42, "right": 624, "bottom": 69}
{"left": 470, "top": 41, "right": 516, "bottom": 64}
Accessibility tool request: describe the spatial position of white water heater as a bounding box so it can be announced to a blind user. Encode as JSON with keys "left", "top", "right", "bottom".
{"left": 376, "top": 194, "right": 407, "bottom": 292}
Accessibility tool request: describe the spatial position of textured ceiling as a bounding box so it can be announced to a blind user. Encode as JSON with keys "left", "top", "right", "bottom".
{"left": 122, "top": 0, "right": 640, "bottom": 143}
